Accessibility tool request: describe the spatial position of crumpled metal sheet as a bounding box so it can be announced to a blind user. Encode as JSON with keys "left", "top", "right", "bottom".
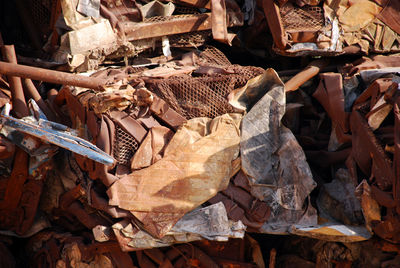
{"left": 108, "top": 113, "right": 242, "bottom": 237}
{"left": 238, "top": 68, "right": 317, "bottom": 233}
{"left": 317, "top": 169, "right": 363, "bottom": 225}
{"left": 111, "top": 202, "right": 246, "bottom": 250}
{"left": 290, "top": 223, "right": 372, "bottom": 243}
{"left": 130, "top": 126, "right": 174, "bottom": 170}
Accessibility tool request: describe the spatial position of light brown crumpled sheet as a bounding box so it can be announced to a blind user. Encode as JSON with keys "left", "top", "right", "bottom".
{"left": 107, "top": 113, "right": 242, "bottom": 235}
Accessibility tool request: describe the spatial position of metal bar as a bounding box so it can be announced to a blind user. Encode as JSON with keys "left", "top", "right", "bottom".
{"left": 285, "top": 59, "right": 328, "bottom": 92}
{"left": 0, "top": 61, "right": 106, "bottom": 90}
{"left": 123, "top": 14, "right": 212, "bottom": 41}
{"left": 1, "top": 45, "right": 29, "bottom": 117}
{"left": 22, "top": 78, "right": 56, "bottom": 121}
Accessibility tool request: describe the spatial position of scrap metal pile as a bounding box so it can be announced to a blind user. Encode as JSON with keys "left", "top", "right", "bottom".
{"left": 1, "top": 0, "right": 400, "bottom": 267}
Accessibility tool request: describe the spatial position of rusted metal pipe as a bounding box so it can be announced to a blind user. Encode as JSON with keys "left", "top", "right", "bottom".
{"left": 22, "top": 78, "right": 56, "bottom": 121}
{"left": 124, "top": 14, "right": 213, "bottom": 41}
{"left": 285, "top": 59, "right": 328, "bottom": 92}
{"left": 0, "top": 61, "right": 106, "bottom": 90}
{"left": 1, "top": 45, "right": 29, "bottom": 118}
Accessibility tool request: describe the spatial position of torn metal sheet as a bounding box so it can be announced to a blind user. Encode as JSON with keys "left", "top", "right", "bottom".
{"left": 111, "top": 202, "right": 246, "bottom": 250}
{"left": 239, "top": 68, "right": 317, "bottom": 233}
{"left": 108, "top": 113, "right": 242, "bottom": 237}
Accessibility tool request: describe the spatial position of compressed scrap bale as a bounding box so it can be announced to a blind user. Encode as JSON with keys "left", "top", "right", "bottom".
{"left": 108, "top": 113, "right": 242, "bottom": 237}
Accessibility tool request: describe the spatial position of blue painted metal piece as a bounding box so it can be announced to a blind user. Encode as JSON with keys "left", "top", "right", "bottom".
{"left": 0, "top": 101, "right": 115, "bottom": 166}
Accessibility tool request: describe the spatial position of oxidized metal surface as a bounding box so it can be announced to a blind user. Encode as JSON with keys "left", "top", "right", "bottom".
{"left": 0, "top": 61, "right": 106, "bottom": 90}
{"left": 124, "top": 14, "right": 212, "bottom": 40}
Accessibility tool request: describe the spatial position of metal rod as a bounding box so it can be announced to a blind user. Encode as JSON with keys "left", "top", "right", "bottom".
{"left": 22, "top": 78, "right": 56, "bottom": 121}
{"left": 1, "top": 45, "right": 29, "bottom": 118}
{"left": 285, "top": 59, "right": 328, "bottom": 92}
{"left": 0, "top": 61, "right": 106, "bottom": 90}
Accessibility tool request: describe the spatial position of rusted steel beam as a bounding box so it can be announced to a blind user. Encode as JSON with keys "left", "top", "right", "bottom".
{"left": 1, "top": 45, "right": 29, "bottom": 117}
{"left": 123, "top": 14, "right": 212, "bottom": 41}
{"left": 0, "top": 61, "right": 106, "bottom": 90}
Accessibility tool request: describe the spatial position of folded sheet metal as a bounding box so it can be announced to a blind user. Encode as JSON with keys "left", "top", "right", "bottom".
{"left": 108, "top": 113, "right": 242, "bottom": 237}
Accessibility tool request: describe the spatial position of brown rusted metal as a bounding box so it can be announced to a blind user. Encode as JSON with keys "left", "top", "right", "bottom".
{"left": 0, "top": 61, "right": 106, "bottom": 90}
{"left": 1, "top": 45, "right": 29, "bottom": 118}
{"left": 269, "top": 248, "right": 277, "bottom": 268}
{"left": 123, "top": 14, "right": 213, "bottom": 41}
{"left": 0, "top": 148, "right": 28, "bottom": 210}
{"left": 22, "top": 78, "right": 56, "bottom": 121}
{"left": 394, "top": 98, "right": 400, "bottom": 215}
{"left": 262, "top": 0, "right": 287, "bottom": 50}
{"left": 351, "top": 108, "right": 393, "bottom": 190}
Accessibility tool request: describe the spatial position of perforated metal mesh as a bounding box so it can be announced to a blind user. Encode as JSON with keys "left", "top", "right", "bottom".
{"left": 144, "top": 14, "right": 198, "bottom": 23}
{"left": 199, "top": 46, "right": 232, "bottom": 66}
{"left": 149, "top": 64, "right": 264, "bottom": 119}
{"left": 113, "top": 125, "right": 139, "bottom": 165}
{"left": 173, "top": 6, "right": 200, "bottom": 15}
{"left": 280, "top": 4, "right": 324, "bottom": 32}
{"left": 169, "top": 31, "right": 211, "bottom": 48}
{"left": 30, "top": 0, "right": 51, "bottom": 29}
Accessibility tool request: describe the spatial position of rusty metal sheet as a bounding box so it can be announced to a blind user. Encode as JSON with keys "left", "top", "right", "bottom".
{"left": 123, "top": 14, "right": 213, "bottom": 41}
{"left": 376, "top": 0, "right": 400, "bottom": 35}
{"left": 108, "top": 113, "right": 242, "bottom": 237}
{"left": 351, "top": 107, "right": 393, "bottom": 190}
{"left": 312, "top": 72, "right": 348, "bottom": 133}
{"left": 131, "top": 126, "right": 174, "bottom": 170}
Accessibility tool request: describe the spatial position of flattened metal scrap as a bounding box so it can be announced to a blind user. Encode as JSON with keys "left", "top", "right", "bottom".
{"left": 108, "top": 114, "right": 242, "bottom": 237}
{"left": 239, "top": 68, "right": 317, "bottom": 233}
{"left": 111, "top": 203, "right": 245, "bottom": 251}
